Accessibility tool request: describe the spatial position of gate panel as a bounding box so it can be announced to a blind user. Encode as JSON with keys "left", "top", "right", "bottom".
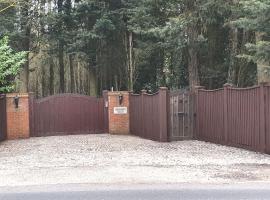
{"left": 32, "top": 94, "right": 105, "bottom": 137}
{"left": 130, "top": 88, "right": 169, "bottom": 142}
{"left": 170, "top": 90, "right": 192, "bottom": 141}
{"left": 0, "top": 94, "right": 7, "bottom": 141}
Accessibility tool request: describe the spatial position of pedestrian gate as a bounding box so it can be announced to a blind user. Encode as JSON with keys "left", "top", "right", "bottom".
{"left": 170, "top": 90, "right": 193, "bottom": 141}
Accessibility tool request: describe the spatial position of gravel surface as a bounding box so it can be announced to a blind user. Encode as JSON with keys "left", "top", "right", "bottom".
{"left": 0, "top": 134, "right": 270, "bottom": 186}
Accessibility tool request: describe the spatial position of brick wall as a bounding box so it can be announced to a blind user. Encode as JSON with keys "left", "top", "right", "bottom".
{"left": 6, "top": 93, "right": 30, "bottom": 140}
{"left": 108, "top": 91, "right": 130, "bottom": 135}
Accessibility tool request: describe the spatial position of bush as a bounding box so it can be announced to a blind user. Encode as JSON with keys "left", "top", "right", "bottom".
{"left": 0, "top": 36, "right": 27, "bottom": 93}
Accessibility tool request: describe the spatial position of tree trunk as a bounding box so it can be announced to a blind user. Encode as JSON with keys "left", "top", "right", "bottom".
{"left": 20, "top": 0, "right": 31, "bottom": 92}
{"left": 256, "top": 32, "right": 270, "bottom": 83}
{"left": 59, "top": 43, "right": 65, "bottom": 93}
{"left": 227, "top": 28, "right": 236, "bottom": 84}
{"left": 186, "top": 0, "right": 200, "bottom": 90}
{"left": 128, "top": 32, "right": 134, "bottom": 90}
{"left": 58, "top": 0, "right": 65, "bottom": 93}
{"left": 69, "top": 55, "right": 75, "bottom": 93}
{"left": 89, "top": 68, "right": 97, "bottom": 96}
{"left": 49, "top": 58, "right": 54, "bottom": 95}
{"left": 41, "top": 65, "right": 46, "bottom": 97}
{"left": 188, "top": 25, "right": 200, "bottom": 90}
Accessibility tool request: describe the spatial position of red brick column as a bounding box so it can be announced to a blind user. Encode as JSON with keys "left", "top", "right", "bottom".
{"left": 6, "top": 93, "right": 30, "bottom": 140}
{"left": 108, "top": 91, "right": 130, "bottom": 135}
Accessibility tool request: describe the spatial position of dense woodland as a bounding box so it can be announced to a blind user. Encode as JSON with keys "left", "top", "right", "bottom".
{"left": 0, "top": 0, "right": 269, "bottom": 97}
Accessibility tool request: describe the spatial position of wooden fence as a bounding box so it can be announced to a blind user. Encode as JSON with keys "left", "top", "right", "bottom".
{"left": 0, "top": 94, "right": 7, "bottom": 142}
{"left": 196, "top": 84, "right": 270, "bottom": 153}
{"left": 130, "top": 88, "right": 169, "bottom": 142}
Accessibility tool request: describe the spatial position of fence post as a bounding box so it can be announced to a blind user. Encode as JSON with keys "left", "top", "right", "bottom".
{"left": 0, "top": 94, "right": 7, "bottom": 141}
{"left": 159, "top": 87, "right": 169, "bottom": 142}
{"left": 141, "top": 89, "right": 147, "bottom": 139}
{"left": 194, "top": 86, "right": 205, "bottom": 139}
{"left": 102, "top": 90, "right": 109, "bottom": 133}
{"left": 223, "top": 83, "right": 232, "bottom": 144}
{"left": 28, "top": 92, "right": 35, "bottom": 137}
{"left": 259, "top": 83, "right": 266, "bottom": 153}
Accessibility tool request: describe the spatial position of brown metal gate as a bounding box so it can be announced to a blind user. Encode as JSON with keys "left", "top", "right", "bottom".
{"left": 0, "top": 94, "right": 7, "bottom": 141}
{"left": 30, "top": 94, "right": 107, "bottom": 137}
{"left": 170, "top": 90, "right": 193, "bottom": 141}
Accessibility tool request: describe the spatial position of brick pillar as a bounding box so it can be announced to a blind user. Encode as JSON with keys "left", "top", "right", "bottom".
{"left": 108, "top": 91, "right": 130, "bottom": 135}
{"left": 6, "top": 93, "right": 30, "bottom": 140}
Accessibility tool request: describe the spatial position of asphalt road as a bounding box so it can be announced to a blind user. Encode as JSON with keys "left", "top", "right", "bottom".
{"left": 0, "top": 183, "right": 270, "bottom": 200}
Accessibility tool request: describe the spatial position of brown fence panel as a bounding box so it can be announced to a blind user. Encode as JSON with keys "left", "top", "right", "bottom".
{"left": 31, "top": 94, "right": 106, "bottom": 137}
{"left": 130, "top": 88, "right": 169, "bottom": 142}
{"left": 196, "top": 89, "right": 225, "bottom": 143}
{"left": 196, "top": 85, "right": 266, "bottom": 152}
{"left": 0, "top": 94, "right": 7, "bottom": 141}
{"left": 227, "top": 87, "right": 261, "bottom": 151}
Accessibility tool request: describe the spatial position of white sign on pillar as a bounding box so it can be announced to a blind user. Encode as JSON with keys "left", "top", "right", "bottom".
{"left": 114, "top": 107, "right": 128, "bottom": 115}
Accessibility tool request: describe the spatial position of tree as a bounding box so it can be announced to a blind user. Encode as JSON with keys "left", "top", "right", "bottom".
{"left": 1, "top": 0, "right": 268, "bottom": 96}
{"left": 232, "top": 0, "right": 270, "bottom": 83}
{"left": 0, "top": 36, "right": 27, "bottom": 93}
{"left": 233, "top": 0, "right": 269, "bottom": 62}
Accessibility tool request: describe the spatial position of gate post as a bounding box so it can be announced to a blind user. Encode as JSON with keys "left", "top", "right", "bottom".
{"left": 141, "top": 89, "right": 147, "bottom": 139}
{"left": 194, "top": 86, "right": 205, "bottom": 139}
{"left": 102, "top": 90, "right": 109, "bottom": 133}
{"left": 158, "top": 87, "right": 169, "bottom": 142}
{"left": 259, "top": 82, "right": 266, "bottom": 153}
{"left": 0, "top": 94, "right": 7, "bottom": 141}
{"left": 28, "top": 92, "right": 35, "bottom": 137}
{"left": 223, "top": 83, "right": 232, "bottom": 144}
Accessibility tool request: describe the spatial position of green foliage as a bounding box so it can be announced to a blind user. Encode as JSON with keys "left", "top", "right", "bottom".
{"left": 232, "top": 0, "right": 270, "bottom": 63}
{"left": 1, "top": 0, "right": 269, "bottom": 95}
{"left": 0, "top": 36, "right": 27, "bottom": 93}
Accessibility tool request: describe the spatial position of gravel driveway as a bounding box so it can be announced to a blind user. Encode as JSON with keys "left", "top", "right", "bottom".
{"left": 0, "top": 134, "right": 270, "bottom": 186}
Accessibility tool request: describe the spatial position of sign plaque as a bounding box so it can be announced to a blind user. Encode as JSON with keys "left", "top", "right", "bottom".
{"left": 114, "top": 107, "right": 128, "bottom": 115}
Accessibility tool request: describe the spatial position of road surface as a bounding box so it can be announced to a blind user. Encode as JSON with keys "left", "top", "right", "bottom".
{"left": 0, "top": 183, "right": 269, "bottom": 200}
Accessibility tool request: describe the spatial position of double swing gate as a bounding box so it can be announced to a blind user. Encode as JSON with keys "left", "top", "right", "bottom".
{"left": 30, "top": 93, "right": 108, "bottom": 137}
